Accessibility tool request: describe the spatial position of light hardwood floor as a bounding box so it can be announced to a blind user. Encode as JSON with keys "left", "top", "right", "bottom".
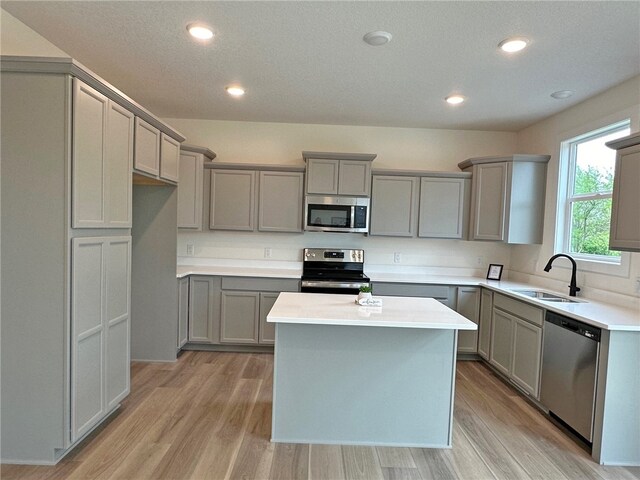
{"left": 2, "top": 352, "right": 639, "bottom": 480}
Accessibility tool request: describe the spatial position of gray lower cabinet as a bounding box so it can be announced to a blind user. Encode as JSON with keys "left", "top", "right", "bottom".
{"left": 221, "top": 291, "right": 260, "bottom": 344}
{"left": 370, "top": 176, "right": 418, "bottom": 236}
{"left": 177, "top": 277, "right": 189, "bottom": 349}
{"left": 188, "top": 276, "right": 221, "bottom": 344}
{"left": 372, "top": 282, "right": 455, "bottom": 308}
{"left": 459, "top": 155, "right": 549, "bottom": 244}
{"left": 607, "top": 133, "right": 640, "bottom": 251}
{"left": 478, "top": 289, "right": 493, "bottom": 360}
{"left": 259, "top": 293, "right": 279, "bottom": 344}
{"left": 71, "top": 236, "right": 131, "bottom": 442}
{"left": 455, "top": 287, "right": 480, "bottom": 353}
{"left": 419, "top": 177, "right": 470, "bottom": 239}
{"left": 489, "top": 293, "right": 543, "bottom": 398}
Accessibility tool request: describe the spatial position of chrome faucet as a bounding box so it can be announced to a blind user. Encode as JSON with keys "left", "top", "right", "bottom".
{"left": 543, "top": 254, "right": 581, "bottom": 297}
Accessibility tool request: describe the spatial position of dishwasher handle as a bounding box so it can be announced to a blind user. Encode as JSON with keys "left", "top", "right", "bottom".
{"left": 546, "top": 311, "right": 601, "bottom": 342}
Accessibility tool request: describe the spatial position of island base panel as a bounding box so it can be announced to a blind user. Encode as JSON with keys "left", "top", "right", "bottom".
{"left": 272, "top": 323, "right": 456, "bottom": 447}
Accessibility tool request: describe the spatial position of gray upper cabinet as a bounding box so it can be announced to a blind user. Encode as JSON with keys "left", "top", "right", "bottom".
{"left": 72, "top": 79, "right": 133, "bottom": 229}
{"left": 459, "top": 155, "right": 549, "bottom": 244}
{"left": 159, "top": 133, "right": 180, "bottom": 183}
{"left": 607, "top": 132, "right": 640, "bottom": 252}
{"left": 456, "top": 287, "right": 480, "bottom": 353}
{"left": 134, "top": 117, "right": 160, "bottom": 176}
{"left": 177, "top": 145, "right": 216, "bottom": 229}
{"left": 210, "top": 169, "right": 256, "bottom": 231}
{"left": 259, "top": 171, "right": 304, "bottom": 232}
{"left": 419, "top": 177, "right": 470, "bottom": 239}
{"left": 370, "top": 176, "right": 418, "bottom": 237}
{"left": 303, "top": 151, "right": 376, "bottom": 196}
{"left": 306, "top": 158, "right": 339, "bottom": 194}
{"left": 208, "top": 166, "right": 304, "bottom": 233}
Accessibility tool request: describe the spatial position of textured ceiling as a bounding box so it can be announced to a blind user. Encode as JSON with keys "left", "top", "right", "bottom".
{"left": 3, "top": 1, "right": 639, "bottom": 131}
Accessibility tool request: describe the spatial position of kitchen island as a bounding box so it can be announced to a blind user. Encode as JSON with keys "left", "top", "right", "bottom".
{"left": 267, "top": 292, "right": 477, "bottom": 447}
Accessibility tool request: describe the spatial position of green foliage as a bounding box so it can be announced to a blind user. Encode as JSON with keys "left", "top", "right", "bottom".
{"left": 570, "top": 165, "right": 619, "bottom": 257}
{"left": 359, "top": 285, "right": 372, "bottom": 293}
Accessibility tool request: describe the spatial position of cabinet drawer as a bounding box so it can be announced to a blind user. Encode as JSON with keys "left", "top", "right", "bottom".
{"left": 494, "top": 293, "right": 543, "bottom": 327}
{"left": 221, "top": 276, "right": 299, "bottom": 293}
{"left": 372, "top": 282, "right": 451, "bottom": 301}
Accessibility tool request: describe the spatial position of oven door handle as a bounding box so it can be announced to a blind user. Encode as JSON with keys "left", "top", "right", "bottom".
{"left": 301, "top": 280, "right": 369, "bottom": 289}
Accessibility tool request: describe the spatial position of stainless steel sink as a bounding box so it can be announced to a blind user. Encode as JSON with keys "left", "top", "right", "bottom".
{"left": 508, "top": 289, "right": 585, "bottom": 303}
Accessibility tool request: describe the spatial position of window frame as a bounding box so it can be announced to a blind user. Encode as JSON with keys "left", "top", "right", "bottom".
{"left": 555, "top": 117, "right": 632, "bottom": 277}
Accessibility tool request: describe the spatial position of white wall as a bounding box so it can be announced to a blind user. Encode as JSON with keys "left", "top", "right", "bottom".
{"left": 0, "top": 9, "right": 68, "bottom": 57}
{"left": 513, "top": 75, "right": 640, "bottom": 306}
{"left": 168, "top": 118, "right": 518, "bottom": 275}
{"left": 164, "top": 118, "right": 517, "bottom": 171}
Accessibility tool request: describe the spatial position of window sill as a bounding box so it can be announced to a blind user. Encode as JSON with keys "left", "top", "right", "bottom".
{"left": 553, "top": 253, "right": 631, "bottom": 278}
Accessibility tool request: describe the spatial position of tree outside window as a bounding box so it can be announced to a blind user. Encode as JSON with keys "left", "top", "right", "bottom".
{"left": 563, "top": 122, "right": 630, "bottom": 262}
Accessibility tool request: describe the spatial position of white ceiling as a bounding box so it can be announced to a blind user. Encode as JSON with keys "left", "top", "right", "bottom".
{"left": 3, "top": 1, "right": 639, "bottom": 131}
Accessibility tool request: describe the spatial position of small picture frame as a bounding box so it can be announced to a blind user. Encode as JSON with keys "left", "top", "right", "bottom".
{"left": 487, "top": 264, "right": 504, "bottom": 281}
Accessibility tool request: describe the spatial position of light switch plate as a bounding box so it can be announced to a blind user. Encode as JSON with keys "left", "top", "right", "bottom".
{"left": 186, "top": 243, "right": 194, "bottom": 256}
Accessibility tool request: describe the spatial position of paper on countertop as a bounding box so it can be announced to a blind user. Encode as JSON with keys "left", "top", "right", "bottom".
{"left": 356, "top": 297, "right": 383, "bottom": 307}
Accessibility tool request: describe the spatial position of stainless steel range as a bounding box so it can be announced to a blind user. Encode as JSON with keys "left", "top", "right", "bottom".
{"left": 300, "top": 248, "right": 370, "bottom": 295}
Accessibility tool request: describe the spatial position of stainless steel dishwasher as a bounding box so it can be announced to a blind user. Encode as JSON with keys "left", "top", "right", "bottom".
{"left": 540, "top": 311, "right": 600, "bottom": 443}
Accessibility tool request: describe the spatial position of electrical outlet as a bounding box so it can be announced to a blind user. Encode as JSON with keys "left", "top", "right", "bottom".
{"left": 636, "top": 276, "right": 640, "bottom": 295}
{"left": 186, "top": 243, "right": 194, "bottom": 256}
{"left": 476, "top": 256, "right": 484, "bottom": 266}
{"left": 393, "top": 252, "right": 401, "bottom": 264}
{"left": 264, "top": 248, "right": 272, "bottom": 259}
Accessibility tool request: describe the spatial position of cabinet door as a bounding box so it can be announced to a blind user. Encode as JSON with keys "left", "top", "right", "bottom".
{"left": 456, "top": 287, "right": 480, "bottom": 353}
{"left": 478, "top": 289, "right": 493, "bottom": 360}
{"left": 71, "top": 238, "right": 106, "bottom": 441}
{"left": 177, "top": 152, "right": 203, "bottom": 229}
{"left": 306, "top": 159, "right": 339, "bottom": 194}
{"left": 258, "top": 171, "right": 304, "bottom": 232}
{"left": 134, "top": 117, "right": 160, "bottom": 176}
{"left": 370, "top": 176, "right": 418, "bottom": 237}
{"left": 188, "top": 276, "right": 220, "bottom": 343}
{"left": 419, "top": 177, "right": 468, "bottom": 239}
{"left": 489, "top": 308, "right": 514, "bottom": 376}
{"left": 511, "top": 318, "right": 542, "bottom": 398}
{"left": 259, "top": 293, "right": 279, "bottom": 345}
{"left": 470, "top": 163, "right": 508, "bottom": 241}
{"left": 105, "top": 102, "right": 134, "bottom": 227}
{"left": 160, "top": 133, "right": 180, "bottom": 183}
{"left": 72, "top": 79, "right": 108, "bottom": 228}
{"left": 339, "top": 160, "right": 371, "bottom": 196}
{"left": 178, "top": 277, "right": 189, "bottom": 348}
{"left": 220, "top": 292, "right": 260, "bottom": 344}
{"left": 610, "top": 143, "right": 640, "bottom": 251}
{"left": 210, "top": 170, "right": 256, "bottom": 231}
{"left": 105, "top": 237, "right": 131, "bottom": 411}
{"left": 71, "top": 235, "right": 131, "bottom": 441}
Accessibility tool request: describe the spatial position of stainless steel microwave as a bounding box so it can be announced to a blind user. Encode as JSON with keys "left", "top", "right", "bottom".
{"left": 304, "top": 195, "right": 370, "bottom": 233}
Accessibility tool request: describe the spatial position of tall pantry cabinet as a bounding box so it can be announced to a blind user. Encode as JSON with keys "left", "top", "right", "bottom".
{"left": 0, "top": 57, "right": 184, "bottom": 464}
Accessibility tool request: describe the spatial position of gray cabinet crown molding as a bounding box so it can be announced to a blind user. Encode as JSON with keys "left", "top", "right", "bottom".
{"left": 457, "top": 154, "right": 550, "bottom": 170}
{"left": 205, "top": 161, "right": 305, "bottom": 172}
{"left": 180, "top": 143, "right": 217, "bottom": 160}
{"left": 606, "top": 131, "right": 640, "bottom": 150}
{"left": 0, "top": 55, "right": 185, "bottom": 142}
{"left": 302, "top": 151, "right": 377, "bottom": 162}
{"left": 372, "top": 168, "right": 471, "bottom": 178}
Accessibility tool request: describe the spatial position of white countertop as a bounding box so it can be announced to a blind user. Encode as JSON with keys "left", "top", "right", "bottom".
{"left": 177, "top": 264, "right": 640, "bottom": 331}
{"left": 267, "top": 292, "right": 478, "bottom": 330}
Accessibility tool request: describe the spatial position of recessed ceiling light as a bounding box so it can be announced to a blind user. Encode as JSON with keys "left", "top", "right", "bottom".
{"left": 498, "top": 37, "right": 529, "bottom": 53}
{"left": 226, "top": 86, "right": 245, "bottom": 97}
{"left": 187, "top": 23, "right": 214, "bottom": 40}
{"left": 445, "top": 95, "right": 465, "bottom": 105}
{"left": 550, "top": 90, "right": 574, "bottom": 99}
{"left": 363, "top": 31, "right": 393, "bottom": 46}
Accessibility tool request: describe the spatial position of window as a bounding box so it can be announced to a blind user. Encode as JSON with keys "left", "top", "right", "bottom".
{"left": 558, "top": 120, "right": 630, "bottom": 264}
